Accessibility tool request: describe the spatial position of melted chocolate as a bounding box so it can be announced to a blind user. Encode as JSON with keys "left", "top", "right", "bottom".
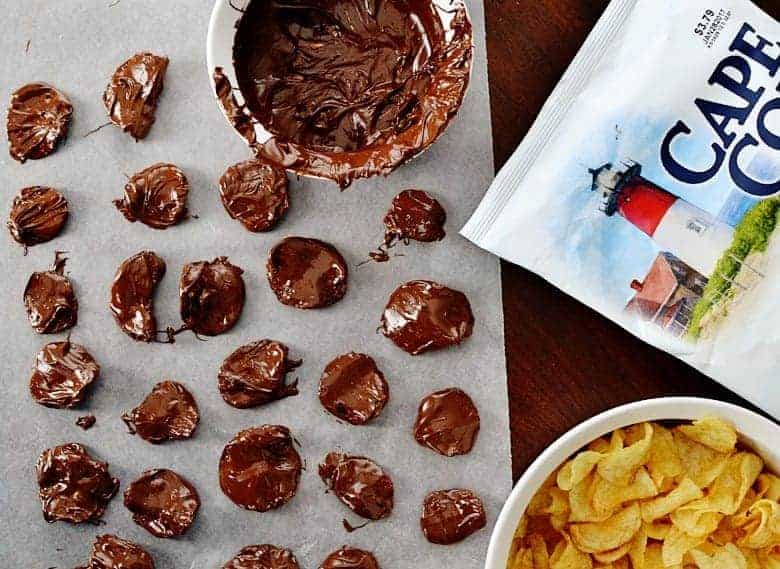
{"left": 413, "top": 387, "right": 480, "bottom": 456}
{"left": 213, "top": 68, "right": 257, "bottom": 146}
{"left": 124, "top": 468, "right": 200, "bottom": 538}
{"left": 231, "top": 0, "right": 473, "bottom": 187}
{"left": 380, "top": 280, "right": 474, "bottom": 355}
{"left": 267, "top": 237, "right": 348, "bottom": 309}
{"left": 76, "top": 534, "right": 155, "bottom": 569}
{"left": 219, "top": 425, "right": 302, "bottom": 512}
{"left": 318, "top": 353, "right": 388, "bottom": 425}
{"left": 23, "top": 252, "right": 77, "bottom": 334}
{"left": 122, "top": 380, "right": 199, "bottom": 443}
{"left": 385, "top": 189, "right": 446, "bottom": 245}
{"left": 180, "top": 257, "right": 246, "bottom": 336}
{"left": 36, "top": 443, "right": 119, "bottom": 523}
{"left": 7, "top": 82, "right": 73, "bottom": 162}
{"left": 420, "top": 489, "right": 486, "bottom": 545}
{"left": 110, "top": 251, "right": 167, "bottom": 342}
{"left": 320, "top": 547, "right": 379, "bottom": 569}
{"left": 222, "top": 545, "right": 300, "bottom": 569}
{"left": 29, "top": 340, "right": 99, "bottom": 408}
{"left": 104, "top": 52, "right": 169, "bottom": 139}
{"left": 114, "top": 163, "right": 189, "bottom": 229}
{"left": 76, "top": 415, "right": 97, "bottom": 430}
{"left": 219, "top": 158, "right": 290, "bottom": 232}
{"left": 218, "top": 339, "right": 300, "bottom": 408}
{"left": 318, "top": 452, "right": 393, "bottom": 520}
{"left": 7, "top": 186, "right": 69, "bottom": 248}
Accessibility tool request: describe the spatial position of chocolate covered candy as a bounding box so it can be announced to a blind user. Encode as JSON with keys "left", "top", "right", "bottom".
{"left": 318, "top": 353, "right": 388, "bottom": 425}
{"left": 29, "top": 340, "right": 99, "bottom": 408}
{"left": 124, "top": 469, "right": 200, "bottom": 538}
{"left": 7, "top": 82, "right": 72, "bottom": 162}
{"left": 110, "top": 251, "right": 167, "bottom": 342}
{"left": 413, "top": 388, "right": 480, "bottom": 456}
{"left": 319, "top": 452, "right": 393, "bottom": 520}
{"left": 222, "top": 545, "right": 300, "bottom": 569}
{"left": 180, "top": 257, "right": 245, "bottom": 336}
{"left": 420, "top": 489, "right": 486, "bottom": 545}
{"left": 23, "top": 252, "right": 77, "bottom": 334}
{"left": 114, "top": 163, "right": 189, "bottom": 229}
{"left": 122, "top": 380, "right": 199, "bottom": 443}
{"left": 7, "top": 186, "right": 68, "bottom": 248}
{"left": 219, "top": 158, "right": 289, "bottom": 232}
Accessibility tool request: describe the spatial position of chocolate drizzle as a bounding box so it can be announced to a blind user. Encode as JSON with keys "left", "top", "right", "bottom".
{"left": 230, "top": 0, "right": 473, "bottom": 187}
{"left": 7, "top": 186, "right": 69, "bottom": 248}
{"left": 219, "top": 425, "right": 302, "bottom": 512}
{"left": 36, "top": 443, "right": 119, "bottom": 523}
{"left": 222, "top": 545, "right": 301, "bottom": 569}
{"left": 104, "top": 52, "right": 169, "bottom": 139}
{"left": 218, "top": 339, "right": 301, "bottom": 408}
{"left": 110, "top": 251, "right": 168, "bottom": 342}
{"left": 76, "top": 534, "right": 155, "bottom": 569}
{"left": 267, "top": 237, "right": 348, "bottom": 309}
{"left": 24, "top": 252, "right": 78, "bottom": 334}
{"left": 320, "top": 546, "right": 379, "bottom": 569}
{"left": 318, "top": 352, "right": 388, "bottom": 425}
{"left": 318, "top": 452, "right": 394, "bottom": 520}
{"left": 114, "top": 163, "right": 189, "bottom": 229}
{"left": 420, "top": 488, "right": 486, "bottom": 545}
{"left": 380, "top": 280, "right": 474, "bottom": 355}
{"left": 413, "top": 387, "right": 480, "bottom": 456}
{"left": 29, "top": 340, "right": 100, "bottom": 408}
{"left": 180, "top": 257, "right": 246, "bottom": 336}
{"left": 124, "top": 468, "right": 200, "bottom": 538}
{"left": 219, "top": 158, "right": 290, "bottom": 232}
{"left": 122, "top": 380, "right": 199, "bottom": 443}
{"left": 7, "top": 82, "right": 73, "bottom": 162}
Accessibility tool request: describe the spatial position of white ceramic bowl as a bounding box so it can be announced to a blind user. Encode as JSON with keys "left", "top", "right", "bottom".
{"left": 485, "top": 397, "right": 780, "bottom": 569}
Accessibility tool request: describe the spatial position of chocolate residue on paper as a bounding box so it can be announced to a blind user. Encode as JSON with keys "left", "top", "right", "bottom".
{"left": 104, "top": 52, "right": 169, "bottom": 139}
{"left": 219, "top": 158, "right": 290, "bottom": 232}
{"left": 413, "top": 387, "right": 480, "bottom": 456}
{"left": 7, "top": 82, "right": 73, "bottom": 162}
{"left": 110, "top": 251, "right": 167, "bottom": 342}
{"left": 114, "top": 163, "right": 189, "bottom": 229}
{"left": 380, "top": 280, "right": 474, "bottom": 355}
{"left": 180, "top": 257, "right": 245, "bottom": 336}
{"left": 342, "top": 519, "right": 369, "bottom": 533}
{"left": 122, "top": 380, "right": 199, "bottom": 444}
{"left": 219, "top": 425, "right": 302, "bottom": 512}
{"left": 36, "top": 443, "right": 119, "bottom": 524}
{"left": 124, "top": 468, "right": 200, "bottom": 538}
{"left": 7, "top": 186, "right": 69, "bottom": 248}
{"left": 267, "top": 237, "right": 348, "bottom": 309}
{"left": 75, "top": 534, "right": 155, "bottom": 569}
{"left": 319, "top": 452, "right": 393, "bottom": 520}
{"left": 222, "top": 545, "right": 300, "bottom": 569}
{"left": 230, "top": 0, "right": 473, "bottom": 188}
{"left": 369, "top": 189, "right": 446, "bottom": 262}
{"left": 24, "top": 252, "right": 78, "bottom": 334}
{"left": 320, "top": 546, "right": 379, "bottom": 569}
{"left": 76, "top": 415, "right": 97, "bottom": 430}
{"left": 318, "top": 353, "right": 388, "bottom": 425}
{"left": 218, "top": 339, "right": 300, "bottom": 409}
{"left": 30, "top": 340, "right": 100, "bottom": 408}
{"left": 420, "top": 488, "right": 486, "bottom": 545}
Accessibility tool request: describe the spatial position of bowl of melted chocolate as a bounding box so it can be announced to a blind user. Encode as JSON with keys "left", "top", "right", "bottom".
{"left": 207, "top": 0, "right": 473, "bottom": 188}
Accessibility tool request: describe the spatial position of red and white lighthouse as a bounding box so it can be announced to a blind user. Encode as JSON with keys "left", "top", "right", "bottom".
{"left": 590, "top": 161, "right": 733, "bottom": 276}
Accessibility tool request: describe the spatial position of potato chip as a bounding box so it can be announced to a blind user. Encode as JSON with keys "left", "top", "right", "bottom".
{"left": 642, "top": 542, "right": 681, "bottom": 569}
{"left": 592, "top": 467, "right": 657, "bottom": 517}
{"left": 707, "top": 453, "right": 763, "bottom": 515}
{"left": 756, "top": 547, "right": 780, "bottom": 568}
{"left": 670, "top": 503, "right": 723, "bottom": 537}
{"left": 550, "top": 537, "right": 593, "bottom": 569}
{"left": 570, "top": 503, "right": 641, "bottom": 553}
{"left": 529, "top": 534, "right": 551, "bottom": 569}
{"left": 569, "top": 473, "right": 611, "bottom": 523}
{"left": 641, "top": 477, "right": 703, "bottom": 522}
{"left": 673, "top": 430, "right": 730, "bottom": 488}
{"left": 661, "top": 525, "right": 705, "bottom": 566}
{"left": 756, "top": 473, "right": 780, "bottom": 501}
{"left": 591, "top": 542, "right": 630, "bottom": 564}
{"left": 597, "top": 423, "right": 653, "bottom": 487}
{"left": 736, "top": 499, "right": 780, "bottom": 549}
{"left": 643, "top": 521, "right": 671, "bottom": 540}
{"left": 627, "top": 524, "right": 647, "bottom": 569}
{"left": 558, "top": 452, "right": 603, "bottom": 491}
{"left": 546, "top": 487, "right": 571, "bottom": 531}
{"left": 509, "top": 546, "right": 534, "bottom": 569}
{"left": 688, "top": 543, "right": 748, "bottom": 569}
{"left": 588, "top": 437, "right": 611, "bottom": 454}
{"left": 678, "top": 417, "right": 738, "bottom": 454}
{"left": 647, "top": 423, "right": 683, "bottom": 487}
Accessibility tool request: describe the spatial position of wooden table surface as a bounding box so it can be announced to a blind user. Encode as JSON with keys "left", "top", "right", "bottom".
{"left": 484, "top": 0, "right": 780, "bottom": 482}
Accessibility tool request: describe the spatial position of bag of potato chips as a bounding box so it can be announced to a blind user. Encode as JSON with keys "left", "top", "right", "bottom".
{"left": 462, "top": 0, "right": 780, "bottom": 417}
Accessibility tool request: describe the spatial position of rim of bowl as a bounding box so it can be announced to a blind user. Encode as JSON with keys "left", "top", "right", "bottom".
{"left": 205, "top": 0, "right": 474, "bottom": 185}
{"left": 484, "top": 397, "right": 780, "bottom": 569}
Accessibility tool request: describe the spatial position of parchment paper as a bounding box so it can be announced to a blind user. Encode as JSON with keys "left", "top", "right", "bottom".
{"left": 0, "top": 1, "right": 510, "bottom": 567}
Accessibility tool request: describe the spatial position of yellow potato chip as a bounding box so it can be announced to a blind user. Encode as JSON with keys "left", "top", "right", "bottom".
{"left": 756, "top": 547, "right": 780, "bottom": 568}
{"left": 569, "top": 473, "right": 611, "bottom": 523}
{"left": 739, "top": 547, "right": 762, "bottom": 569}
{"left": 643, "top": 521, "right": 672, "bottom": 540}
{"left": 591, "top": 542, "right": 629, "bottom": 564}
{"left": 588, "top": 437, "right": 611, "bottom": 454}
{"left": 550, "top": 537, "right": 593, "bottom": 569}
{"left": 670, "top": 503, "right": 723, "bottom": 537}
{"left": 707, "top": 453, "right": 764, "bottom": 515}
{"left": 677, "top": 416, "right": 738, "bottom": 454}
{"left": 509, "top": 546, "right": 534, "bottom": 569}
{"left": 597, "top": 423, "right": 653, "bottom": 487}
{"left": 558, "top": 451, "right": 604, "bottom": 491}
{"left": 641, "top": 477, "right": 703, "bottom": 522}
{"left": 529, "top": 476, "right": 558, "bottom": 516}
{"left": 642, "top": 542, "right": 681, "bottom": 569}
{"left": 661, "top": 525, "right": 706, "bottom": 566}
{"left": 627, "top": 524, "right": 648, "bottom": 569}
{"left": 647, "top": 423, "right": 683, "bottom": 486}
{"left": 756, "top": 473, "right": 780, "bottom": 501}
{"left": 529, "top": 534, "right": 551, "bottom": 569}
{"left": 546, "top": 487, "right": 571, "bottom": 531}
{"left": 673, "top": 430, "right": 730, "bottom": 488}
{"left": 570, "top": 503, "right": 642, "bottom": 553}
{"left": 592, "top": 467, "right": 658, "bottom": 517}
{"left": 737, "top": 499, "right": 780, "bottom": 549}
{"left": 688, "top": 543, "right": 748, "bottom": 569}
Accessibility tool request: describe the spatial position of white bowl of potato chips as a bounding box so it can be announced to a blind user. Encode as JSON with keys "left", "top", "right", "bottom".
{"left": 488, "top": 397, "right": 779, "bottom": 569}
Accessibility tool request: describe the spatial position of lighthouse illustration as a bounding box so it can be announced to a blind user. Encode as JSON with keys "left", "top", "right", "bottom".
{"left": 589, "top": 161, "right": 734, "bottom": 276}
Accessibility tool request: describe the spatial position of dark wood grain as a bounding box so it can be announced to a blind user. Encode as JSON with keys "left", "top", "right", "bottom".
{"left": 485, "top": 0, "right": 780, "bottom": 482}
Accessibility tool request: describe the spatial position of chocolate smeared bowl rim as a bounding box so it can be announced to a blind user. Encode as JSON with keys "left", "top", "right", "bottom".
{"left": 206, "top": 0, "right": 473, "bottom": 188}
